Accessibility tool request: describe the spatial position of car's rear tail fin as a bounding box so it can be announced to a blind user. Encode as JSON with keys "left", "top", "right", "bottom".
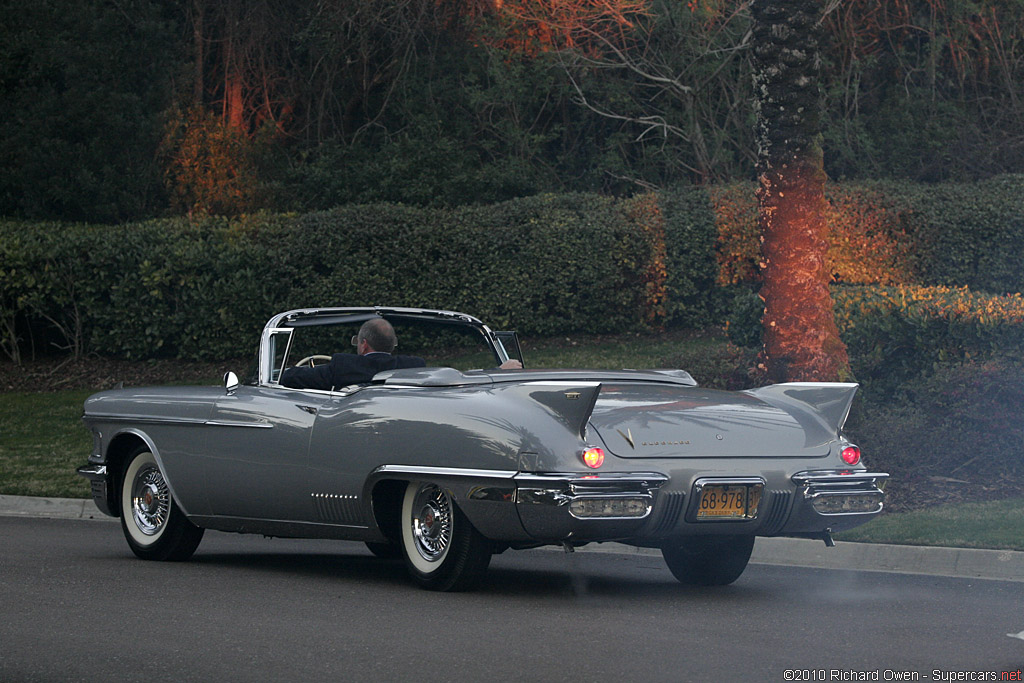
{"left": 507, "top": 381, "right": 601, "bottom": 439}
{"left": 744, "top": 382, "right": 859, "bottom": 431}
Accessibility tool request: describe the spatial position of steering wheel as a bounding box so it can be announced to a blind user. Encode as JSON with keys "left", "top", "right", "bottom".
{"left": 295, "top": 355, "right": 332, "bottom": 368}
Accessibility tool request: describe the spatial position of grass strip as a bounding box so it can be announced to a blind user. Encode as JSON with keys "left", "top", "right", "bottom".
{"left": 836, "top": 498, "right": 1024, "bottom": 551}
{"left": 1, "top": 390, "right": 94, "bottom": 498}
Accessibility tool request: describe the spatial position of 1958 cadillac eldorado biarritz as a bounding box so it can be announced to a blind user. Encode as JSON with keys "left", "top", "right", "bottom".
{"left": 78, "top": 307, "right": 888, "bottom": 591}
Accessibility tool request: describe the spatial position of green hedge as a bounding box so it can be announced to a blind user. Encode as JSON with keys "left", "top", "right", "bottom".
{"left": 660, "top": 185, "right": 720, "bottom": 327}
{"left": 727, "top": 284, "right": 1024, "bottom": 390}
{"left": 895, "top": 175, "right": 1024, "bottom": 294}
{"left": 0, "top": 217, "right": 293, "bottom": 362}
{"left": 715, "top": 174, "right": 1024, "bottom": 294}
{"left": 834, "top": 285, "right": 1024, "bottom": 387}
{"left": 1, "top": 192, "right": 721, "bottom": 361}
{"left": 6, "top": 176, "right": 1020, "bottom": 364}
{"left": 273, "top": 195, "right": 665, "bottom": 338}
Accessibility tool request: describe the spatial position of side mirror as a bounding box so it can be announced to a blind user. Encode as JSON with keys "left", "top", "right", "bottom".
{"left": 224, "top": 371, "right": 240, "bottom": 394}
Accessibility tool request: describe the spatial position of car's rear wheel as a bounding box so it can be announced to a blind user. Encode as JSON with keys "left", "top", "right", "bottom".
{"left": 120, "top": 446, "right": 204, "bottom": 561}
{"left": 400, "top": 481, "right": 491, "bottom": 591}
{"left": 661, "top": 535, "right": 754, "bottom": 586}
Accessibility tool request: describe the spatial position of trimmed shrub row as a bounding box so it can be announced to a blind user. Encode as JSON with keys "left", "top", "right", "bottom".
{"left": 715, "top": 174, "right": 1024, "bottom": 294}
{"left": 1, "top": 191, "right": 720, "bottom": 362}
{"left": 3, "top": 176, "right": 1022, "bottom": 364}
{"left": 727, "top": 284, "right": 1024, "bottom": 390}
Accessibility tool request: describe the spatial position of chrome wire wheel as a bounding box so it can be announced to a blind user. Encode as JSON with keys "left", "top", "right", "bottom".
{"left": 409, "top": 484, "right": 453, "bottom": 564}
{"left": 130, "top": 463, "right": 170, "bottom": 536}
{"left": 119, "top": 447, "right": 204, "bottom": 562}
{"left": 121, "top": 450, "right": 171, "bottom": 546}
{"left": 400, "top": 481, "right": 492, "bottom": 591}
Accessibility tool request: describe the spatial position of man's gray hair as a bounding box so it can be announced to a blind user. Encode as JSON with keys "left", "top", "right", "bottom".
{"left": 358, "top": 318, "right": 397, "bottom": 353}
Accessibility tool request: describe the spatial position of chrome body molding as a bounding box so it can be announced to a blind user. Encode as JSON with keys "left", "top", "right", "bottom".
{"left": 85, "top": 413, "right": 208, "bottom": 427}
{"left": 85, "top": 413, "right": 273, "bottom": 429}
{"left": 188, "top": 515, "right": 377, "bottom": 541}
{"left": 77, "top": 464, "right": 108, "bottom": 480}
{"left": 372, "top": 465, "right": 518, "bottom": 481}
{"left": 203, "top": 420, "right": 274, "bottom": 429}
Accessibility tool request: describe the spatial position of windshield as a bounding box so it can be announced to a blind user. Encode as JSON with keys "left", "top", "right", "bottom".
{"left": 279, "top": 316, "right": 501, "bottom": 378}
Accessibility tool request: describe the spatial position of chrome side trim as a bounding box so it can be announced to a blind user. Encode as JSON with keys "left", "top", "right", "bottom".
{"left": 83, "top": 413, "right": 273, "bottom": 429}
{"left": 373, "top": 465, "right": 517, "bottom": 480}
{"left": 85, "top": 413, "right": 207, "bottom": 426}
{"left": 204, "top": 420, "right": 274, "bottom": 429}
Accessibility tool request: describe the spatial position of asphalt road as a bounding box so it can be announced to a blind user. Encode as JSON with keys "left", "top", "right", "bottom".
{"left": 2, "top": 516, "right": 1022, "bottom": 682}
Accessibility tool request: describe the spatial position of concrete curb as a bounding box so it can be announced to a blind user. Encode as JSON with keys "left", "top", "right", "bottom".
{"left": 3, "top": 494, "right": 1022, "bottom": 583}
{"left": 0, "top": 494, "right": 116, "bottom": 521}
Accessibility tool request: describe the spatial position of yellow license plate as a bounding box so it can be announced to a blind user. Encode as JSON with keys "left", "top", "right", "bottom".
{"left": 696, "top": 484, "right": 761, "bottom": 520}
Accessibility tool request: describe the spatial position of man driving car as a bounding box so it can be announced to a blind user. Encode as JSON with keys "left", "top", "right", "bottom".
{"left": 280, "top": 318, "right": 426, "bottom": 391}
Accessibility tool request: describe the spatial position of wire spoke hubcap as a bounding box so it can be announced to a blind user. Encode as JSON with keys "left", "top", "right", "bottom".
{"left": 411, "top": 485, "right": 452, "bottom": 562}
{"left": 131, "top": 465, "right": 170, "bottom": 536}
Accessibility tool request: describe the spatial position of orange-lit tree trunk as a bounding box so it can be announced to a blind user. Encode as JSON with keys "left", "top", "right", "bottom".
{"left": 222, "top": 29, "right": 245, "bottom": 132}
{"left": 751, "top": 0, "right": 849, "bottom": 382}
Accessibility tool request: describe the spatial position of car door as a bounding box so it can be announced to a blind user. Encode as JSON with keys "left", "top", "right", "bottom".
{"left": 301, "top": 386, "right": 396, "bottom": 528}
{"left": 202, "top": 384, "right": 327, "bottom": 521}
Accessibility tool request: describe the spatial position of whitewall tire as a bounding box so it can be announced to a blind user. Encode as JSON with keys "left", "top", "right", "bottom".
{"left": 399, "top": 481, "right": 491, "bottom": 591}
{"left": 120, "top": 446, "right": 203, "bottom": 562}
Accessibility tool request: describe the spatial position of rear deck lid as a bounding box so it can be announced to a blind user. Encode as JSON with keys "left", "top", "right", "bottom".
{"left": 589, "top": 383, "right": 835, "bottom": 458}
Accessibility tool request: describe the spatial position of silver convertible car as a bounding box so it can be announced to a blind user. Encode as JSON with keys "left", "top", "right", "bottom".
{"left": 78, "top": 307, "right": 888, "bottom": 591}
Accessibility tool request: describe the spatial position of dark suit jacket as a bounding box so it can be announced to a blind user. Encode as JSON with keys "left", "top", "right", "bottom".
{"left": 280, "top": 352, "right": 426, "bottom": 391}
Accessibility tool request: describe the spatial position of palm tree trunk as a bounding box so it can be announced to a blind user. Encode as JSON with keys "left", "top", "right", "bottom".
{"left": 751, "top": 0, "right": 850, "bottom": 382}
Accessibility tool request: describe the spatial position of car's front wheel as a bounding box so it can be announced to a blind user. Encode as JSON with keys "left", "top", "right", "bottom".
{"left": 400, "top": 481, "right": 491, "bottom": 591}
{"left": 661, "top": 535, "right": 754, "bottom": 586}
{"left": 120, "top": 446, "right": 204, "bottom": 561}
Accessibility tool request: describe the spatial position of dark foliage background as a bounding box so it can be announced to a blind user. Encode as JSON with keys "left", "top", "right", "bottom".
{"left": 2, "top": 0, "right": 1022, "bottom": 222}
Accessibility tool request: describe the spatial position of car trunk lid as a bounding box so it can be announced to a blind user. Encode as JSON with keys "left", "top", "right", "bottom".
{"left": 589, "top": 383, "right": 836, "bottom": 459}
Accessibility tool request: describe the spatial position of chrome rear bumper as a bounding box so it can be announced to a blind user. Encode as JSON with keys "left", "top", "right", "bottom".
{"left": 514, "top": 472, "right": 668, "bottom": 541}
{"left": 792, "top": 470, "right": 889, "bottom": 515}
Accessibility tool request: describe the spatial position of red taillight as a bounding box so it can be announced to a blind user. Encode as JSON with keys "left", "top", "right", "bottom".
{"left": 841, "top": 446, "right": 861, "bottom": 465}
{"left": 582, "top": 447, "right": 605, "bottom": 469}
